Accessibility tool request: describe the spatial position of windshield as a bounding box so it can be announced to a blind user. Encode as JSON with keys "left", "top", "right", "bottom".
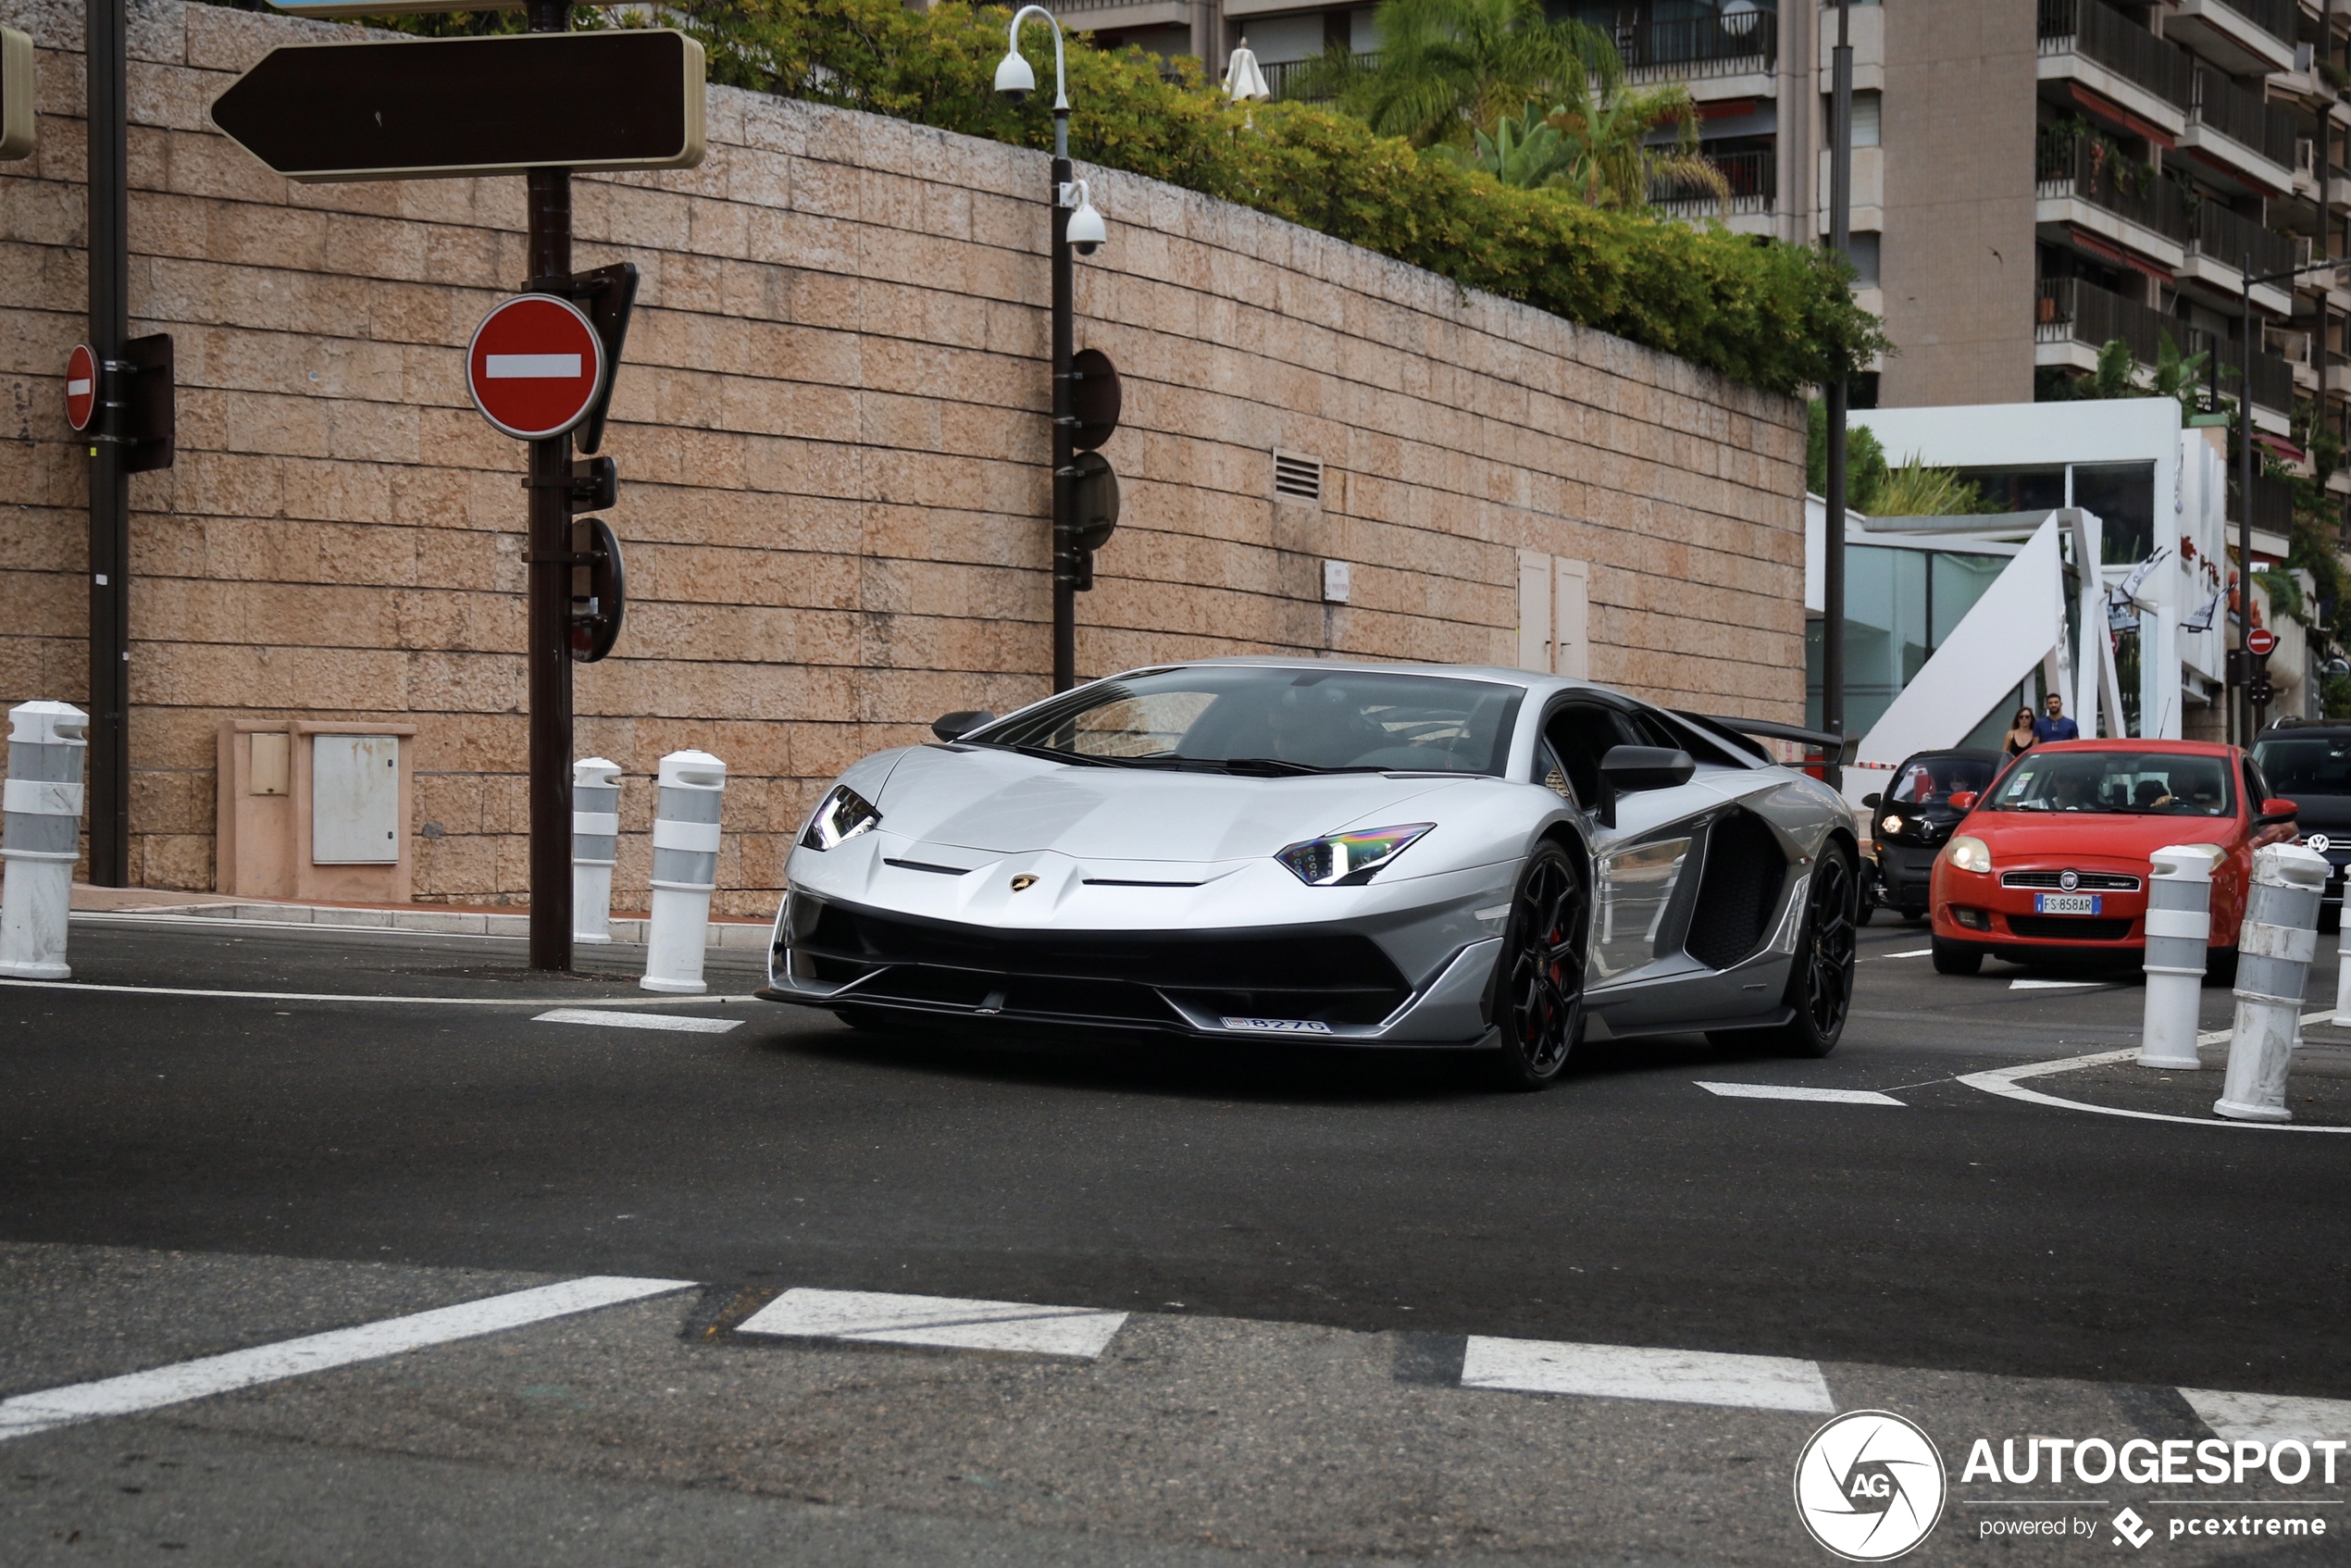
{"left": 2251, "top": 736, "right": 2351, "bottom": 798}
{"left": 973, "top": 666, "right": 1524, "bottom": 776}
{"left": 1889, "top": 756, "right": 1996, "bottom": 806}
{"left": 1982, "top": 751, "right": 2233, "bottom": 817}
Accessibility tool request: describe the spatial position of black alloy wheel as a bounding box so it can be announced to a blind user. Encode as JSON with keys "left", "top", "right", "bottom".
{"left": 1488, "top": 842, "right": 1587, "bottom": 1090}
{"left": 1759, "top": 840, "right": 1858, "bottom": 1057}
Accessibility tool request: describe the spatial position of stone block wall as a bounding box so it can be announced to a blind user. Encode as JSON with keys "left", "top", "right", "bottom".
{"left": 0, "top": 0, "right": 1805, "bottom": 915}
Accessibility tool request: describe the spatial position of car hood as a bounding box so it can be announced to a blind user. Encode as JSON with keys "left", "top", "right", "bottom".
{"left": 875, "top": 745, "right": 1474, "bottom": 862}
{"left": 2283, "top": 793, "right": 2351, "bottom": 832}
{"left": 1960, "top": 810, "right": 2239, "bottom": 860}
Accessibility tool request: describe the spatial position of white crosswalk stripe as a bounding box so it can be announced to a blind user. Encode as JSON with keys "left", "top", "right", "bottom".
{"left": 1460, "top": 1337, "right": 1836, "bottom": 1413}
{"left": 533, "top": 1008, "right": 741, "bottom": 1034}
{"left": 737, "top": 1288, "right": 1130, "bottom": 1360}
{"left": 1697, "top": 1081, "right": 1904, "bottom": 1106}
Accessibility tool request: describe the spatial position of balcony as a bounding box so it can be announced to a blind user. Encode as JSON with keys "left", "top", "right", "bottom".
{"left": 2182, "top": 66, "right": 2298, "bottom": 194}
{"left": 2037, "top": 0, "right": 2192, "bottom": 134}
{"left": 2194, "top": 322, "right": 2297, "bottom": 421}
{"left": 2036, "top": 128, "right": 2188, "bottom": 268}
{"left": 2179, "top": 198, "right": 2297, "bottom": 311}
{"left": 1611, "top": 10, "right": 1777, "bottom": 86}
{"left": 2168, "top": 0, "right": 2298, "bottom": 79}
{"left": 2225, "top": 469, "right": 2296, "bottom": 538}
{"left": 1263, "top": 53, "right": 1376, "bottom": 104}
{"left": 1651, "top": 147, "right": 1775, "bottom": 219}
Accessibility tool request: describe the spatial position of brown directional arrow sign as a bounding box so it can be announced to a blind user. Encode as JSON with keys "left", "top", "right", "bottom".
{"left": 209, "top": 31, "right": 704, "bottom": 183}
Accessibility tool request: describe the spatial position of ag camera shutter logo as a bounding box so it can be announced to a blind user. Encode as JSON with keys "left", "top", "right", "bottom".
{"left": 1794, "top": 1410, "right": 1947, "bottom": 1561}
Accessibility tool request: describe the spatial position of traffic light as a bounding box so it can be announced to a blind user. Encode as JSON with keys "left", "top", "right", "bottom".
{"left": 1067, "top": 452, "right": 1119, "bottom": 591}
{"left": 1059, "top": 349, "right": 1122, "bottom": 591}
{"left": 534, "top": 262, "right": 639, "bottom": 454}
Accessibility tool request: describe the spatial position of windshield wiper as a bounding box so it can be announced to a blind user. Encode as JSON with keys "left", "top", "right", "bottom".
{"left": 974, "top": 742, "right": 1121, "bottom": 767}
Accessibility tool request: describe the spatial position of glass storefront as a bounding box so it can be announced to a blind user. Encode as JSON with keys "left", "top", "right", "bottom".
{"left": 1807, "top": 542, "right": 2025, "bottom": 749}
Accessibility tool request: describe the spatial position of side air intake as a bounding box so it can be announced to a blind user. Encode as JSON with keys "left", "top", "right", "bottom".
{"left": 1684, "top": 810, "right": 1787, "bottom": 970}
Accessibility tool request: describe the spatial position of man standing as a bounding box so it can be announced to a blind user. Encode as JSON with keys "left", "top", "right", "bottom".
{"left": 2034, "top": 691, "right": 2080, "bottom": 743}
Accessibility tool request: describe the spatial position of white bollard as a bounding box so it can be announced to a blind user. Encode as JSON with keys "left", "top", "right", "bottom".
{"left": 572, "top": 757, "right": 622, "bottom": 946}
{"left": 0, "top": 702, "right": 90, "bottom": 980}
{"left": 641, "top": 750, "right": 725, "bottom": 994}
{"left": 2337, "top": 884, "right": 2351, "bottom": 1023}
{"left": 2215, "top": 842, "right": 2329, "bottom": 1123}
{"left": 2139, "top": 844, "right": 2221, "bottom": 1069}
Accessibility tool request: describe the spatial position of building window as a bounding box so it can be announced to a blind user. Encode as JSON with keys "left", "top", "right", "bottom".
{"left": 1827, "top": 89, "right": 1880, "bottom": 147}
{"left": 1846, "top": 231, "right": 1881, "bottom": 286}
{"left": 1805, "top": 543, "right": 2019, "bottom": 742}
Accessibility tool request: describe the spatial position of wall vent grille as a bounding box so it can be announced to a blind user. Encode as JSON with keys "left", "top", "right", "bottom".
{"left": 1274, "top": 451, "right": 1324, "bottom": 504}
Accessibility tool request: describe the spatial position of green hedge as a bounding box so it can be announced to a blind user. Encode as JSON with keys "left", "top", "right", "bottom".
{"left": 678, "top": 0, "right": 1884, "bottom": 394}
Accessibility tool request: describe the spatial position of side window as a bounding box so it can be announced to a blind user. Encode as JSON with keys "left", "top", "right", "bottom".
{"left": 1533, "top": 739, "right": 1576, "bottom": 804}
{"left": 1544, "top": 702, "right": 1637, "bottom": 806}
{"left": 1620, "top": 708, "right": 1685, "bottom": 753}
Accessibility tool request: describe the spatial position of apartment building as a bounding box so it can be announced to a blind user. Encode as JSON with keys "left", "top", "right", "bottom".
{"left": 1055, "top": 0, "right": 2351, "bottom": 552}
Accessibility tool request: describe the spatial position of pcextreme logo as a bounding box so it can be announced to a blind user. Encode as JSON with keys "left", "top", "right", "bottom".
{"left": 1794, "top": 1410, "right": 1949, "bottom": 1562}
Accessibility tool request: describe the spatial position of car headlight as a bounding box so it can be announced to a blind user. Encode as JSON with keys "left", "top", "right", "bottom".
{"left": 801, "top": 785, "right": 881, "bottom": 851}
{"left": 1274, "top": 823, "right": 1434, "bottom": 887}
{"left": 1881, "top": 814, "right": 1904, "bottom": 836}
{"left": 1946, "top": 834, "right": 1992, "bottom": 875}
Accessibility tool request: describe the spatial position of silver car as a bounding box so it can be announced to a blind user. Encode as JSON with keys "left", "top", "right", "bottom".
{"left": 762, "top": 658, "right": 1859, "bottom": 1089}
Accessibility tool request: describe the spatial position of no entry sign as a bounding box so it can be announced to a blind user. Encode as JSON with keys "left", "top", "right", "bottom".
{"left": 466, "top": 295, "right": 603, "bottom": 441}
{"left": 2247, "top": 627, "right": 2279, "bottom": 657}
{"left": 65, "top": 343, "right": 97, "bottom": 432}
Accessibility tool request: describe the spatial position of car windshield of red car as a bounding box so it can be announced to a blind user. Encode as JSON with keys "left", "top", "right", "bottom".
{"left": 2250, "top": 736, "right": 2351, "bottom": 797}
{"left": 1890, "top": 757, "right": 1995, "bottom": 805}
{"left": 1980, "top": 751, "right": 2233, "bottom": 816}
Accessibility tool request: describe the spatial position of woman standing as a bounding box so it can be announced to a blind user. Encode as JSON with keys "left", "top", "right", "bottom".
{"left": 2001, "top": 706, "right": 2037, "bottom": 761}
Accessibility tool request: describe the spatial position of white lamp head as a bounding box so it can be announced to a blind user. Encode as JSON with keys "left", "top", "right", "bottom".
{"left": 994, "top": 46, "right": 1036, "bottom": 102}
{"left": 1065, "top": 180, "right": 1106, "bottom": 255}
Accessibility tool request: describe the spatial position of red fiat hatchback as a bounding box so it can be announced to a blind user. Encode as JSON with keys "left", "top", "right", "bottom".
{"left": 1928, "top": 739, "right": 2298, "bottom": 981}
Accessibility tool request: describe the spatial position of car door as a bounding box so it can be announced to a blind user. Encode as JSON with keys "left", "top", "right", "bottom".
{"left": 1539, "top": 697, "right": 1714, "bottom": 990}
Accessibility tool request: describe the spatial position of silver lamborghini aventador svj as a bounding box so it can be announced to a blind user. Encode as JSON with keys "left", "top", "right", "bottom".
{"left": 761, "top": 659, "right": 1858, "bottom": 1088}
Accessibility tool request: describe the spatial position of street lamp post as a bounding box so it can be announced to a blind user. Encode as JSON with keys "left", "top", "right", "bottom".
{"left": 1822, "top": 0, "right": 1851, "bottom": 790}
{"left": 2230, "top": 252, "right": 2346, "bottom": 743}
{"left": 995, "top": 7, "right": 1107, "bottom": 694}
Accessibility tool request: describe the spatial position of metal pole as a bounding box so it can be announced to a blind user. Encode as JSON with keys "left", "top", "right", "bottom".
{"left": 84, "top": 0, "right": 130, "bottom": 886}
{"left": 1821, "top": 0, "right": 1851, "bottom": 790}
{"left": 2238, "top": 250, "right": 2255, "bottom": 748}
{"left": 526, "top": 0, "right": 573, "bottom": 970}
{"left": 1051, "top": 106, "right": 1076, "bottom": 693}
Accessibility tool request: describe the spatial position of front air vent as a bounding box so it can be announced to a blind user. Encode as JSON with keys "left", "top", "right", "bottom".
{"left": 1274, "top": 450, "right": 1323, "bottom": 504}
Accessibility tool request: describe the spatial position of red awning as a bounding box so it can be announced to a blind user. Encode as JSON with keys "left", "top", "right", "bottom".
{"left": 2066, "top": 224, "right": 2176, "bottom": 283}
{"left": 2255, "top": 431, "right": 2306, "bottom": 462}
{"left": 2068, "top": 81, "right": 2177, "bottom": 151}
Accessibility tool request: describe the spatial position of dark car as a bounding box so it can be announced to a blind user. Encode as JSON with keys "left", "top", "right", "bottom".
{"left": 1863, "top": 748, "right": 2003, "bottom": 920}
{"left": 2251, "top": 721, "right": 2351, "bottom": 931}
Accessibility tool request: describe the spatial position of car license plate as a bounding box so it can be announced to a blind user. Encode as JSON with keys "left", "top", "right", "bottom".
{"left": 2033, "top": 893, "right": 2101, "bottom": 915}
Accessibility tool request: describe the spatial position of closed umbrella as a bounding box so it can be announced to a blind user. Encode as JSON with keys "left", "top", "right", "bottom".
{"left": 1224, "top": 39, "right": 1270, "bottom": 101}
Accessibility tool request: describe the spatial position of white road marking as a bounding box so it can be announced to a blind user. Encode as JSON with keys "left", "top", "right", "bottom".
{"left": 0, "top": 977, "right": 761, "bottom": 1008}
{"left": 484, "top": 353, "right": 581, "bottom": 379}
{"left": 1956, "top": 1030, "right": 2351, "bottom": 1134}
{"left": 0, "top": 1276, "right": 694, "bottom": 1442}
{"left": 1696, "top": 1081, "right": 1904, "bottom": 1106}
{"left": 1460, "top": 1337, "right": 1835, "bottom": 1413}
{"left": 2010, "top": 978, "right": 2108, "bottom": 989}
{"left": 1873, "top": 948, "right": 1934, "bottom": 959}
{"left": 533, "top": 1008, "right": 740, "bottom": 1034}
{"left": 738, "top": 1288, "right": 1128, "bottom": 1360}
{"left": 2179, "top": 1388, "right": 2351, "bottom": 1444}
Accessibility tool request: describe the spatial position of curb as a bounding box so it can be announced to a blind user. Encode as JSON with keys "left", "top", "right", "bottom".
{"left": 72, "top": 902, "right": 775, "bottom": 952}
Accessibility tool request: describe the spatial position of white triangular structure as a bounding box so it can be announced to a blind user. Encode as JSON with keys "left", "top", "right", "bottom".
{"left": 1854, "top": 516, "right": 2066, "bottom": 785}
{"left": 1224, "top": 43, "right": 1270, "bottom": 100}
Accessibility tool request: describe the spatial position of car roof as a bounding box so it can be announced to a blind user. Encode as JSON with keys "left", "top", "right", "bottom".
{"left": 1893, "top": 748, "right": 2002, "bottom": 766}
{"left": 2026, "top": 738, "right": 2234, "bottom": 755}
{"left": 1123, "top": 656, "right": 1609, "bottom": 698}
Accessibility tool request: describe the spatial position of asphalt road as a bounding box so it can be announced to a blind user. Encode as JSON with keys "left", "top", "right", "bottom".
{"left": 2, "top": 912, "right": 2346, "bottom": 1565}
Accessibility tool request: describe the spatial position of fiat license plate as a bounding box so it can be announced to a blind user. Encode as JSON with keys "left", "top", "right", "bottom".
{"left": 2034, "top": 893, "right": 2101, "bottom": 915}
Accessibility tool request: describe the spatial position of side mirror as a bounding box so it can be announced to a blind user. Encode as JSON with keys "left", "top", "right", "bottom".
{"left": 2258, "top": 797, "right": 2299, "bottom": 827}
{"left": 1598, "top": 744, "right": 1696, "bottom": 794}
{"left": 1861, "top": 792, "right": 1882, "bottom": 809}
{"left": 1947, "top": 790, "right": 1979, "bottom": 813}
{"left": 932, "top": 710, "right": 996, "bottom": 743}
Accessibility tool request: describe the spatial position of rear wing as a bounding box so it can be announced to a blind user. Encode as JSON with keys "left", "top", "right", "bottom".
{"left": 1679, "top": 713, "right": 1860, "bottom": 770}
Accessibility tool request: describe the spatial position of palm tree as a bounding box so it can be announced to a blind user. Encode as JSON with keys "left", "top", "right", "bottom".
{"left": 1298, "top": 0, "right": 1617, "bottom": 148}
{"left": 1538, "top": 69, "right": 1723, "bottom": 209}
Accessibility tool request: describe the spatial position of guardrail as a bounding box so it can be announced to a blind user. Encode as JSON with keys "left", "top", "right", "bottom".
{"left": 2035, "top": 130, "right": 2187, "bottom": 243}
{"left": 1613, "top": 10, "right": 1776, "bottom": 81}
{"left": 1650, "top": 147, "right": 1774, "bottom": 216}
